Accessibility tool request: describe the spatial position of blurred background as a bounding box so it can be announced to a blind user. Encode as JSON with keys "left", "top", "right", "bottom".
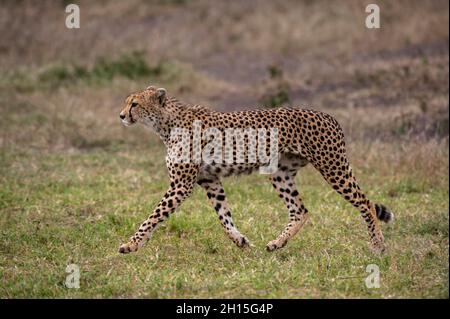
{"left": 0, "top": 0, "right": 448, "bottom": 298}
{"left": 1, "top": 0, "right": 448, "bottom": 145}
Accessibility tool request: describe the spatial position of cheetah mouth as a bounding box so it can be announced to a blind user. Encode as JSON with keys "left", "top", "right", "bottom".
{"left": 121, "top": 119, "right": 136, "bottom": 126}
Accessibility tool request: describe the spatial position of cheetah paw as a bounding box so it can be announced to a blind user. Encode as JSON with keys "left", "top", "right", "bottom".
{"left": 370, "top": 242, "right": 387, "bottom": 255}
{"left": 236, "top": 236, "right": 251, "bottom": 248}
{"left": 266, "top": 239, "right": 288, "bottom": 252}
{"left": 266, "top": 240, "right": 280, "bottom": 252}
{"left": 118, "top": 242, "right": 139, "bottom": 254}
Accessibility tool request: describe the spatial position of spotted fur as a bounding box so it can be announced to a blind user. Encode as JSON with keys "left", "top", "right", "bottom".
{"left": 118, "top": 86, "right": 393, "bottom": 254}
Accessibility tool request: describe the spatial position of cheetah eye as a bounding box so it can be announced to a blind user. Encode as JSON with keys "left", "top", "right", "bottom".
{"left": 131, "top": 102, "right": 138, "bottom": 108}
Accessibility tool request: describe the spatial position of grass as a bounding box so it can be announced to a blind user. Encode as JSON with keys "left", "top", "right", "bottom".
{"left": 0, "top": 52, "right": 181, "bottom": 91}
{"left": 0, "top": 133, "right": 448, "bottom": 298}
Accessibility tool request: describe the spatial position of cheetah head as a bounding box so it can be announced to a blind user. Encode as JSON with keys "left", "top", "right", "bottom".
{"left": 119, "top": 86, "right": 167, "bottom": 127}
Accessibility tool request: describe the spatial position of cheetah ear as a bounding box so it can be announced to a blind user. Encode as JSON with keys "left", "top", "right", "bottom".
{"left": 146, "top": 85, "right": 155, "bottom": 90}
{"left": 156, "top": 88, "right": 167, "bottom": 105}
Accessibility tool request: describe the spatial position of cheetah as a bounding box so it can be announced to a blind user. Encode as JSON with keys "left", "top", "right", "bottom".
{"left": 118, "top": 86, "right": 393, "bottom": 254}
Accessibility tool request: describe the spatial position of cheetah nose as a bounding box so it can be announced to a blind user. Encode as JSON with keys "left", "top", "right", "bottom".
{"left": 119, "top": 113, "right": 125, "bottom": 120}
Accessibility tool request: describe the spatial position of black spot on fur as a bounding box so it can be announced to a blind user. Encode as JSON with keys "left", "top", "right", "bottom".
{"left": 197, "top": 179, "right": 213, "bottom": 185}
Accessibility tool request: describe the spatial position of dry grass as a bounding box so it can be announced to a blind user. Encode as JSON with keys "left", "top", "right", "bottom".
{"left": 1, "top": 0, "right": 448, "bottom": 69}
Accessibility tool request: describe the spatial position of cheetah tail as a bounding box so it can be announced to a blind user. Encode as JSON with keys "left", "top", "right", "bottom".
{"left": 375, "top": 203, "right": 394, "bottom": 223}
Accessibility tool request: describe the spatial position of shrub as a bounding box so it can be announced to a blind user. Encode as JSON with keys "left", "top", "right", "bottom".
{"left": 260, "top": 64, "right": 292, "bottom": 108}
{"left": 37, "top": 51, "right": 161, "bottom": 87}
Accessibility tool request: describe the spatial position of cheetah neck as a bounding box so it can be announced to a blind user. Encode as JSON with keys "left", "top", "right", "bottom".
{"left": 142, "top": 97, "right": 189, "bottom": 146}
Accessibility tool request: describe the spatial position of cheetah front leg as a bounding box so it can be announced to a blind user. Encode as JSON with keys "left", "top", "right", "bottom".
{"left": 198, "top": 178, "right": 250, "bottom": 248}
{"left": 266, "top": 168, "right": 309, "bottom": 251}
{"left": 119, "top": 163, "right": 198, "bottom": 254}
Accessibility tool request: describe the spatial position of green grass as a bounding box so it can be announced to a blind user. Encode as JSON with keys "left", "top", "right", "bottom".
{"left": 0, "top": 52, "right": 184, "bottom": 92}
{"left": 0, "top": 140, "right": 448, "bottom": 298}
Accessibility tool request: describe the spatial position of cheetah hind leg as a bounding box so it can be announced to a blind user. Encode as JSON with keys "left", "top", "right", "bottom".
{"left": 315, "top": 160, "right": 391, "bottom": 255}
